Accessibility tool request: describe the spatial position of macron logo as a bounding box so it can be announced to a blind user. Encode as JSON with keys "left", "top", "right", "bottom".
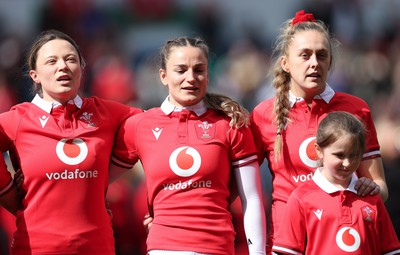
{"left": 39, "top": 115, "right": 49, "bottom": 128}
{"left": 314, "top": 209, "right": 323, "bottom": 220}
{"left": 152, "top": 127, "right": 163, "bottom": 140}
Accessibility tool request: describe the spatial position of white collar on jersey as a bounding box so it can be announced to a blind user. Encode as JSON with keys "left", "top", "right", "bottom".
{"left": 312, "top": 167, "right": 358, "bottom": 194}
{"left": 31, "top": 94, "right": 83, "bottom": 113}
{"left": 289, "top": 83, "right": 335, "bottom": 107}
{"left": 160, "top": 96, "right": 207, "bottom": 116}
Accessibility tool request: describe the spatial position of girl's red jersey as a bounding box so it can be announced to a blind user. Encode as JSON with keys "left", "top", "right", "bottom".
{"left": 273, "top": 169, "right": 400, "bottom": 255}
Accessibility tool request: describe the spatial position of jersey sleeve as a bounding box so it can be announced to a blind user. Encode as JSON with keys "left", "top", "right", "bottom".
{"left": 111, "top": 114, "right": 141, "bottom": 168}
{"left": 272, "top": 189, "right": 306, "bottom": 254}
{"left": 0, "top": 107, "right": 24, "bottom": 152}
{"left": 229, "top": 125, "right": 258, "bottom": 168}
{"left": 341, "top": 93, "right": 380, "bottom": 159}
{"left": 250, "top": 99, "right": 275, "bottom": 166}
{"left": 360, "top": 105, "right": 380, "bottom": 159}
{"left": 250, "top": 109, "right": 266, "bottom": 166}
{"left": 0, "top": 107, "right": 25, "bottom": 187}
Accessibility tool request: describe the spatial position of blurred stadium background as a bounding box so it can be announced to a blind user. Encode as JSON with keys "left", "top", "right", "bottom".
{"left": 0, "top": 0, "right": 399, "bottom": 254}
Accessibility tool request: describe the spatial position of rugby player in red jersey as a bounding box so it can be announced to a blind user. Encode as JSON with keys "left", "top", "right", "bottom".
{"left": 250, "top": 10, "right": 388, "bottom": 254}
{"left": 111, "top": 37, "right": 267, "bottom": 255}
{"left": 0, "top": 30, "right": 143, "bottom": 254}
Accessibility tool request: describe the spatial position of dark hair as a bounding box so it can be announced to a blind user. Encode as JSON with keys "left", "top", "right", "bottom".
{"left": 27, "top": 29, "right": 86, "bottom": 95}
{"left": 316, "top": 111, "right": 366, "bottom": 159}
{"left": 159, "top": 36, "right": 249, "bottom": 128}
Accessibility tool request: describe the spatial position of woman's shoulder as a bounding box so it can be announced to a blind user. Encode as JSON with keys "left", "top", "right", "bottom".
{"left": 251, "top": 97, "right": 275, "bottom": 124}
{"left": 252, "top": 97, "right": 275, "bottom": 112}
{"left": 125, "top": 107, "right": 161, "bottom": 122}
{"left": 333, "top": 92, "right": 369, "bottom": 106}
{"left": 7, "top": 102, "right": 35, "bottom": 115}
{"left": 0, "top": 102, "right": 38, "bottom": 130}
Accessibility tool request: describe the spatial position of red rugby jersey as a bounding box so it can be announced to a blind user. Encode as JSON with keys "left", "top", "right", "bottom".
{"left": 0, "top": 95, "right": 142, "bottom": 254}
{"left": 250, "top": 85, "right": 380, "bottom": 205}
{"left": 272, "top": 169, "right": 400, "bottom": 255}
{"left": 112, "top": 99, "right": 258, "bottom": 255}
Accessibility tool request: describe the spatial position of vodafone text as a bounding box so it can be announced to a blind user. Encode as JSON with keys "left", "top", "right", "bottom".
{"left": 292, "top": 172, "right": 313, "bottom": 183}
{"left": 46, "top": 169, "right": 98, "bottom": 180}
{"left": 163, "top": 179, "right": 212, "bottom": 190}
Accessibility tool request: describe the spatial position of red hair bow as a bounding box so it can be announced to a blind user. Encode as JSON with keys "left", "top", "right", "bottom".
{"left": 292, "top": 10, "right": 315, "bottom": 26}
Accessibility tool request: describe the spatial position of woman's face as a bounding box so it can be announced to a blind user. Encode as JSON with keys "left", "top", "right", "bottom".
{"left": 281, "top": 30, "right": 331, "bottom": 100}
{"left": 29, "top": 39, "right": 82, "bottom": 104}
{"left": 160, "top": 46, "right": 208, "bottom": 107}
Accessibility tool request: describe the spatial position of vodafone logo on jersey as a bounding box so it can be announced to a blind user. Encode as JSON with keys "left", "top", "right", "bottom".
{"left": 169, "top": 146, "right": 201, "bottom": 177}
{"left": 56, "top": 138, "right": 88, "bottom": 165}
{"left": 335, "top": 227, "right": 361, "bottom": 252}
{"left": 299, "top": 136, "right": 319, "bottom": 168}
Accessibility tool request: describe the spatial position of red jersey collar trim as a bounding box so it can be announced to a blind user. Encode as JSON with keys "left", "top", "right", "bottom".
{"left": 32, "top": 94, "right": 83, "bottom": 113}
{"left": 160, "top": 96, "right": 207, "bottom": 116}
{"left": 289, "top": 83, "right": 335, "bottom": 107}
{"left": 312, "top": 167, "right": 358, "bottom": 194}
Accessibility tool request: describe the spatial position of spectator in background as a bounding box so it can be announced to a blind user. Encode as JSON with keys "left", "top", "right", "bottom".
{"left": 214, "top": 38, "right": 270, "bottom": 110}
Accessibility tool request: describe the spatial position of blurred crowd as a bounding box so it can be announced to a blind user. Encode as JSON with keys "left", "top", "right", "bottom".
{"left": 0, "top": 0, "right": 399, "bottom": 254}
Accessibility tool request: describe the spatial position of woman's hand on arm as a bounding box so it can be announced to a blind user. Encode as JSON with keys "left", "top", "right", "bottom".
{"left": 356, "top": 157, "right": 388, "bottom": 202}
{"left": 143, "top": 213, "right": 153, "bottom": 233}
